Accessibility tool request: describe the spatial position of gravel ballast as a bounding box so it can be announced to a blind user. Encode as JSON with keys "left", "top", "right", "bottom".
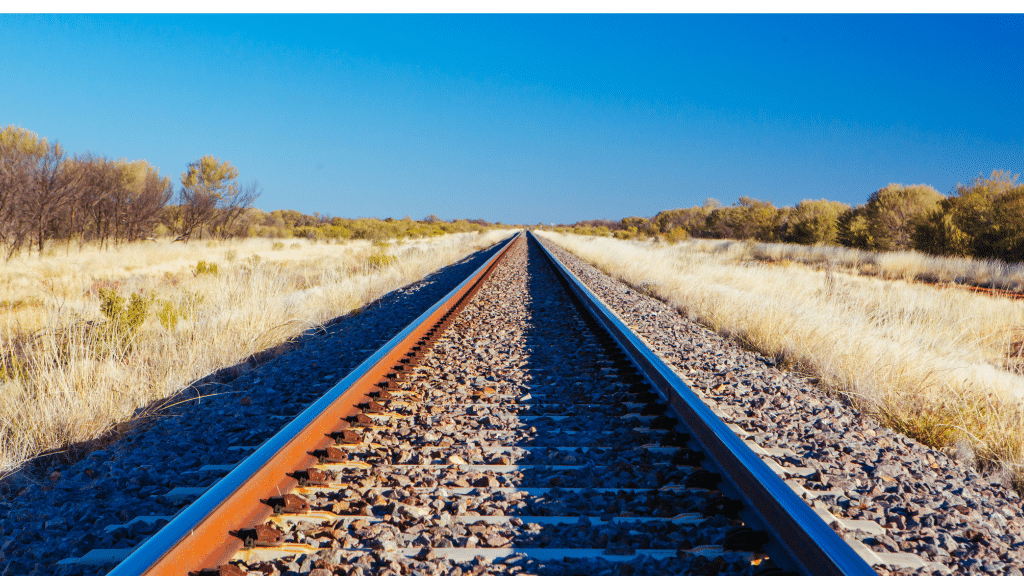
{"left": 227, "top": 236, "right": 765, "bottom": 576}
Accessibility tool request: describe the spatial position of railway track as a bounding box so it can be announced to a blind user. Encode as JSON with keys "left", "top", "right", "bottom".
{"left": 63, "top": 232, "right": 887, "bottom": 576}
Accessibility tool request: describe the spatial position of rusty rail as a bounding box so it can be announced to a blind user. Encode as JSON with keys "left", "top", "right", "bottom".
{"left": 107, "top": 232, "right": 522, "bottom": 576}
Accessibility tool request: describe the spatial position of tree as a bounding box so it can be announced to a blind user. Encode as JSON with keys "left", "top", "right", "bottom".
{"left": 0, "top": 126, "right": 45, "bottom": 257}
{"left": 620, "top": 216, "right": 655, "bottom": 237}
{"left": 22, "top": 139, "right": 81, "bottom": 253}
{"left": 860, "top": 183, "right": 943, "bottom": 251}
{"left": 120, "top": 160, "right": 174, "bottom": 242}
{"left": 836, "top": 206, "right": 875, "bottom": 250}
{"left": 67, "top": 153, "right": 122, "bottom": 247}
{"left": 178, "top": 156, "right": 259, "bottom": 241}
{"left": 651, "top": 200, "right": 718, "bottom": 237}
{"left": 782, "top": 199, "right": 851, "bottom": 245}
{"left": 990, "top": 186, "right": 1024, "bottom": 261}
{"left": 212, "top": 179, "right": 260, "bottom": 238}
{"left": 913, "top": 171, "right": 1024, "bottom": 260}
{"left": 704, "top": 196, "right": 780, "bottom": 241}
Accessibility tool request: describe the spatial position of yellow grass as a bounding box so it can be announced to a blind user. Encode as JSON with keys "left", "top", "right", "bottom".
{"left": 698, "top": 237, "right": 1024, "bottom": 291}
{"left": 0, "top": 231, "right": 514, "bottom": 474}
{"left": 540, "top": 232, "right": 1024, "bottom": 486}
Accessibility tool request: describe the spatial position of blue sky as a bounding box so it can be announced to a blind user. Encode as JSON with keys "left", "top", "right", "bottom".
{"left": 2, "top": 14, "right": 1022, "bottom": 224}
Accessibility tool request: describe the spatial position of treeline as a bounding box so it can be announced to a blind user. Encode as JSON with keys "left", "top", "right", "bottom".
{"left": 1, "top": 126, "right": 174, "bottom": 257}
{"left": 0, "top": 125, "right": 258, "bottom": 258}
{"left": 0, "top": 126, "right": 501, "bottom": 258}
{"left": 194, "top": 210, "right": 498, "bottom": 242}
{"left": 555, "top": 170, "right": 1024, "bottom": 262}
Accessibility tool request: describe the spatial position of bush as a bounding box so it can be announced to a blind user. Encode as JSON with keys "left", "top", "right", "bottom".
{"left": 782, "top": 199, "right": 850, "bottom": 245}
{"left": 912, "top": 171, "right": 1024, "bottom": 261}
{"left": 703, "top": 197, "right": 780, "bottom": 241}
{"left": 320, "top": 225, "right": 352, "bottom": 240}
{"left": 194, "top": 261, "right": 218, "bottom": 275}
{"left": 156, "top": 300, "right": 181, "bottom": 331}
{"left": 365, "top": 251, "right": 398, "bottom": 269}
{"left": 614, "top": 226, "right": 639, "bottom": 240}
{"left": 98, "top": 288, "right": 150, "bottom": 353}
{"left": 99, "top": 289, "right": 148, "bottom": 330}
{"left": 836, "top": 208, "right": 874, "bottom": 250}
{"left": 860, "top": 184, "right": 943, "bottom": 251}
{"left": 665, "top": 226, "right": 689, "bottom": 244}
{"left": 292, "top": 226, "right": 326, "bottom": 241}
{"left": 155, "top": 292, "right": 204, "bottom": 331}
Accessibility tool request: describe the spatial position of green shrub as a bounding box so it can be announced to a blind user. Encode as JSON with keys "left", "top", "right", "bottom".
{"left": 365, "top": 251, "right": 398, "bottom": 269}
{"left": 156, "top": 300, "right": 181, "bottom": 331}
{"left": 97, "top": 288, "right": 151, "bottom": 354}
{"left": 292, "top": 226, "right": 326, "bottom": 241}
{"left": 271, "top": 241, "right": 285, "bottom": 251}
{"left": 781, "top": 199, "right": 850, "bottom": 245}
{"left": 912, "top": 171, "right": 1024, "bottom": 261}
{"left": 613, "top": 227, "right": 638, "bottom": 240}
{"left": 855, "top": 184, "right": 942, "bottom": 251}
{"left": 320, "top": 224, "right": 353, "bottom": 240}
{"left": 665, "top": 226, "right": 689, "bottom": 244}
{"left": 156, "top": 292, "right": 204, "bottom": 331}
{"left": 194, "top": 261, "right": 218, "bottom": 275}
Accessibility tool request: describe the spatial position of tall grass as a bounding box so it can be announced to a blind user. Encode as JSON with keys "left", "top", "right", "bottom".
{"left": 0, "top": 231, "right": 514, "bottom": 474}
{"left": 540, "top": 232, "right": 1024, "bottom": 487}
{"left": 679, "top": 237, "right": 1024, "bottom": 291}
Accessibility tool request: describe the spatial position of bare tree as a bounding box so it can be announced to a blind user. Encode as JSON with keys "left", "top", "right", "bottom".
{"left": 69, "top": 153, "right": 119, "bottom": 247}
{"left": 178, "top": 187, "right": 218, "bottom": 242}
{"left": 121, "top": 161, "right": 173, "bottom": 242}
{"left": 0, "top": 127, "right": 83, "bottom": 256}
{"left": 0, "top": 126, "right": 48, "bottom": 257}
{"left": 212, "top": 179, "right": 261, "bottom": 238}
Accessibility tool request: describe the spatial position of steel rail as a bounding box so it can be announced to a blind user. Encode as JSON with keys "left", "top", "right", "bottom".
{"left": 107, "top": 231, "right": 523, "bottom": 576}
{"left": 531, "top": 231, "right": 876, "bottom": 576}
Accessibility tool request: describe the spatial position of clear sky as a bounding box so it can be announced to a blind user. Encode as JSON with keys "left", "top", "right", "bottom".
{"left": 2, "top": 14, "right": 1022, "bottom": 224}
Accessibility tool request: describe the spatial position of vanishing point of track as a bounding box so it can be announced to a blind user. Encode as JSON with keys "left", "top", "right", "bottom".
{"left": 88, "top": 232, "right": 876, "bottom": 576}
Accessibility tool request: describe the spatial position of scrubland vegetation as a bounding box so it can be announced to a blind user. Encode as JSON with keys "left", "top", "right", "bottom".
{"left": 0, "top": 124, "right": 512, "bottom": 474}
{"left": 0, "top": 221, "right": 513, "bottom": 474}
{"left": 742, "top": 240, "right": 1024, "bottom": 293}
{"left": 0, "top": 125, "right": 501, "bottom": 259}
{"left": 540, "top": 231, "right": 1024, "bottom": 489}
{"left": 554, "top": 170, "right": 1024, "bottom": 269}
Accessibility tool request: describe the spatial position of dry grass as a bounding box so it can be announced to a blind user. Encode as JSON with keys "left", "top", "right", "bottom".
{"left": 540, "top": 232, "right": 1024, "bottom": 487}
{"left": 690, "top": 238, "right": 1024, "bottom": 291}
{"left": 0, "top": 231, "right": 514, "bottom": 474}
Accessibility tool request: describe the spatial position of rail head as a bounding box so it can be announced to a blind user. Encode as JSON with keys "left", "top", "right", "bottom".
{"left": 108, "top": 231, "right": 523, "bottom": 576}
{"left": 530, "top": 231, "right": 876, "bottom": 576}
